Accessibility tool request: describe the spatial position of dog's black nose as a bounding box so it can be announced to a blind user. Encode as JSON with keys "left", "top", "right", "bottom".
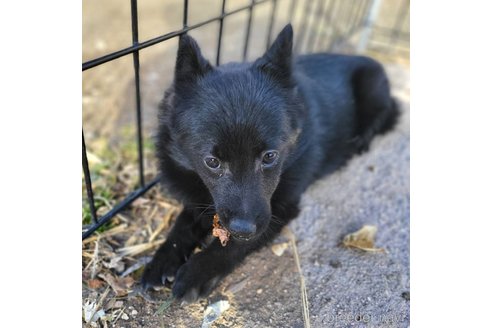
{"left": 228, "top": 218, "right": 256, "bottom": 239}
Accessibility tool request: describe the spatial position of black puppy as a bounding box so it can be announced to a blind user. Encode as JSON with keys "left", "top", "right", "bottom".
{"left": 142, "top": 24, "right": 398, "bottom": 302}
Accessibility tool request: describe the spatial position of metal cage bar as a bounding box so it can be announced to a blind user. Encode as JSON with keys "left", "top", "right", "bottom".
{"left": 82, "top": 131, "right": 98, "bottom": 225}
{"left": 389, "top": 0, "right": 409, "bottom": 52}
{"left": 216, "top": 0, "right": 226, "bottom": 66}
{"left": 242, "top": 0, "right": 255, "bottom": 61}
{"left": 266, "top": 0, "right": 278, "bottom": 49}
{"left": 82, "top": 0, "right": 408, "bottom": 240}
{"left": 303, "top": 0, "right": 323, "bottom": 53}
{"left": 293, "top": 0, "right": 312, "bottom": 53}
{"left": 82, "top": 178, "right": 160, "bottom": 239}
{"left": 327, "top": 0, "right": 345, "bottom": 50}
{"left": 310, "top": 0, "right": 335, "bottom": 53}
{"left": 183, "top": 0, "right": 189, "bottom": 27}
{"left": 82, "top": 0, "right": 270, "bottom": 71}
{"left": 288, "top": 0, "right": 298, "bottom": 23}
{"left": 131, "top": 0, "right": 145, "bottom": 188}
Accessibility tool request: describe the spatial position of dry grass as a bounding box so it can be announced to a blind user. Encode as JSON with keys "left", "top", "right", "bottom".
{"left": 284, "top": 227, "right": 311, "bottom": 328}
{"left": 82, "top": 126, "right": 182, "bottom": 326}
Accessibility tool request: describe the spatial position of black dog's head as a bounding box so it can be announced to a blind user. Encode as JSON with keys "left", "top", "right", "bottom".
{"left": 161, "top": 24, "right": 303, "bottom": 241}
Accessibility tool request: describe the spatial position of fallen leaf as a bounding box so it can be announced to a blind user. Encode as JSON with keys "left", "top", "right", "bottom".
{"left": 106, "top": 299, "right": 124, "bottom": 310}
{"left": 212, "top": 214, "right": 230, "bottom": 246}
{"left": 87, "top": 279, "right": 105, "bottom": 289}
{"left": 83, "top": 300, "right": 97, "bottom": 323}
{"left": 342, "top": 225, "right": 385, "bottom": 252}
{"left": 131, "top": 197, "right": 150, "bottom": 208}
{"left": 99, "top": 274, "right": 134, "bottom": 296}
{"left": 271, "top": 242, "right": 289, "bottom": 256}
{"left": 83, "top": 300, "right": 106, "bottom": 323}
{"left": 102, "top": 256, "right": 125, "bottom": 273}
{"left": 201, "top": 300, "right": 230, "bottom": 328}
{"left": 94, "top": 309, "right": 106, "bottom": 322}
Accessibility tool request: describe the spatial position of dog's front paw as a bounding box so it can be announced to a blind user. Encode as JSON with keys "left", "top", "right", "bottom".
{"left": 141, "top": 243, "right": 186, "bottom": 290}
{"left": 172, "top": 252, "right": 223, "bottom": 303}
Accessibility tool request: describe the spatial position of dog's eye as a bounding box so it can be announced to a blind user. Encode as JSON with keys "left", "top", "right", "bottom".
{"left": 204, "top": 156, "right": 221, "bottom": 169}
{"left": 262, "top": 151, "right": 279, "bottom": 167}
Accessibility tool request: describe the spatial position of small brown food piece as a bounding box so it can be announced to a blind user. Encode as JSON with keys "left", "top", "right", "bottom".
{"left": 213, "top": 213, "right": 230, "bottom": 246}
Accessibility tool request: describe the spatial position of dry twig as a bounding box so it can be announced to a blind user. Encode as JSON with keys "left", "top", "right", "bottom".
{"left": 285, "top": 227, "right": 311, "bottom": 328}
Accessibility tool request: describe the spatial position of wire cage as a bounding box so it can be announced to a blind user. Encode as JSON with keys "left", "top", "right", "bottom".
{"left": 82, "top": 0, "right": 409, "bottom": 239}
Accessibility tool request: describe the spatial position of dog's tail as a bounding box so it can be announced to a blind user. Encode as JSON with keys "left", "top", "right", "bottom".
{"left": 350, "top": 58, "right": 400, "bottom": 153}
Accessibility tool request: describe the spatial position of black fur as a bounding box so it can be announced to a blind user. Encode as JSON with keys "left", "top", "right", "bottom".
{"left": 141, "top": 24, "right": 399, "bottom": 302}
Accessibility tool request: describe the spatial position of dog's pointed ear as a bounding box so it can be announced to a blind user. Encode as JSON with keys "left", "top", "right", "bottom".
{"left": 254, "top": 24, "right": 293, "bottom": 83}
{"left": 175, "top": 34, "right": 213, "bottom": 86}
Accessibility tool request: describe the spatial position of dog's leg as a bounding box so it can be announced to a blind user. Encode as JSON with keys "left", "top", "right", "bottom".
{"left": 172, "top": 200, "right": 300, "bottom": 302}
{"left": 351, "top": 61, "right": 400, "bottom": 153}
{"left": 141, "top": 207, "right": 210, "bottom": 289}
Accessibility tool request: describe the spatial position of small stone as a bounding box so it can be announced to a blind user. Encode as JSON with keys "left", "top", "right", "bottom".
{"left": 131, "top": 309, "right": 138, "bottom": 316}
{"left": 121, "top": 313, "right": 129, "bottom": 321}
{"left": 402, "top": 291, "right": 410, "bottom": 301}
{"left": 202, "top": 300, "right": 230, "bottom": 328}
{"left": 271, "top": 242, "right": 289, "bottom": 256}
{"left": 256, "top": 289, "right": 263, "bottom": 294}
{"left": 329, "top": 259, "right": 341, "bottom": 268}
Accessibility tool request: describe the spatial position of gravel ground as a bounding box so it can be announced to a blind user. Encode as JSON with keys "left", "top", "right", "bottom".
{"left": 291, "top": 64, "right": 410, "bottom": 327}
